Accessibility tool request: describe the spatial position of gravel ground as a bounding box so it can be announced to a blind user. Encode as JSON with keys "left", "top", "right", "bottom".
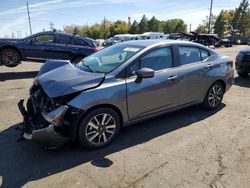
{"left": 0, "top": 45, "right": 250, "bottom": 188}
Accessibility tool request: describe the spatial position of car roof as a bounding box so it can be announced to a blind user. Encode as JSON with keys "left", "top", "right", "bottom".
{"left": 33, "top": 31, "right": 89, "bottom": 38}
{"left": 121, "top": 39, "right": 206, "bottom": 48}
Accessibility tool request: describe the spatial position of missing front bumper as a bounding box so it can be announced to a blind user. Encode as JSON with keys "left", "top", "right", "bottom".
{"left": 17, "top": 100, "right": 69, "bottom": 147}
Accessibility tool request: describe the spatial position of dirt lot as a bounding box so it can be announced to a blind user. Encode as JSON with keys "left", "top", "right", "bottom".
{"left": 0, "top": 45, "right": 250, "bottom": 188}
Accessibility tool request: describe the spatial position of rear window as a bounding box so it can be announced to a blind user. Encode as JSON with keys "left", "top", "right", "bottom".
{"left": 56, "top": 35, "right": 73, "bottom": 44}
{"left": 75, "top": 38, "right": 90, "bottom": 46}
{"left": 200, "top": 49, "right": 210, "bottom": 60}
{"left": 179, "top": 46, "right": 201, "bottom": 65}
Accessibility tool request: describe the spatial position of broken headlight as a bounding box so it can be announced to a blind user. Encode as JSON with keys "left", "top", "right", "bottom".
{"left": 42, "top": 105, "right": 69, "bottom": 125}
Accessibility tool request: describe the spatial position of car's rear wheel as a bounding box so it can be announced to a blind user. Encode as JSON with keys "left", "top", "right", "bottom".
{"left": 202, "top": 82, "right": 224, "bottom": 110}
{"left": 0, "top": 48, "right": 21, "bottom": 67}
{"left": 78, "top": 108, "right": 121, "bottom": 149}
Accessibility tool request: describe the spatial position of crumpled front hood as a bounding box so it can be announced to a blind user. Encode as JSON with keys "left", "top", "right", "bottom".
{"left": 38, "top": 62, "right": 105, "bottom": 98}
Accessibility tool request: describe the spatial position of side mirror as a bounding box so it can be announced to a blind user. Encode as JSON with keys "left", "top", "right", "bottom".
{"left": 136, "top": 68, "right": 154, "bottom": 79}
{"left": 29, "top": 38, "right": 37, "bottom": 44}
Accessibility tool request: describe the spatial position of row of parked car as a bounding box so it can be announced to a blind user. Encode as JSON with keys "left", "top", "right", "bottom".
{"left": 1, "top": 31, "right": 249, "bottom": 77}
{"left": 97, "top": 32, "right": 234, "bottom": 48}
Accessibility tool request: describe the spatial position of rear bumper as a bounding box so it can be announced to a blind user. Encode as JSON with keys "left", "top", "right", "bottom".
{"left": 17, "top": 100, "right": 69, "bottom": 148}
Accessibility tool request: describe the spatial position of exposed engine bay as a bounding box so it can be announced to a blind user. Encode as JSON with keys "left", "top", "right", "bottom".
{"left": 17, "top": 83, "right": 78, "bottom": 148}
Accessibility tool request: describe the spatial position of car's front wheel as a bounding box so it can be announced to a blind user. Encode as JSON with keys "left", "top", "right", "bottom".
{"left": 202, "top": 82, "right": 225, "bottom": 110}
{"left": 78, "top": 108, "right": 121, "bottom": 149}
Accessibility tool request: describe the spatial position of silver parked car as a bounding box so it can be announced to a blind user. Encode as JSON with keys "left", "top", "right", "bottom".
{"left": 18, "top": 40, "right": 234, "bottom": 149}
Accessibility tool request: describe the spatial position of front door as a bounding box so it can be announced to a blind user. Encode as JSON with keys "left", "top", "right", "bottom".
{"left": 126, "top": 47, "right": 180, "bottom": 120}
{"left": 24, "top": 34, "right": 56, "bottom": 60}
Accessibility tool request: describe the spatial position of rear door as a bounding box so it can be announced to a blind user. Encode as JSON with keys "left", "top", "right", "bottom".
{"left": 52, "top": 34, "right": 75, "bottom": 60}
{"left": 126, "top": 46, "right": 180, "bottom": 120}
{"left": 177, "top": 46, "right": 211, "bottom": 105}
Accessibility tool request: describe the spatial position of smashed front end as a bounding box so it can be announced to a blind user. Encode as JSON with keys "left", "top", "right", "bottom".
{"left": 17, "top": 80, "right": 79, "bottom": 148}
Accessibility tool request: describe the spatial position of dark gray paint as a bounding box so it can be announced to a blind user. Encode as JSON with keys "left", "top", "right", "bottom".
{"left": 37, "top": 40, "right": 234, "bottom": 126}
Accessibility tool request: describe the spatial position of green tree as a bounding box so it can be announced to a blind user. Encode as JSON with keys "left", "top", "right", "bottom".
{"left": 148, "top": 16, "right": 160, "bottom": 32}
{"left": 195, "top": 24, "right": 208, "bottom": 33}
{"left": 162, "top": 19, "right": 187, "bottom": 33}
{"left": 214, "top": 10, "right": 226, "bottom": 37}
{"left": 232, "top": 0, "right": 250, "bottom": 36}
{"left": 214, "top": 10, "right": 235, "bottom": 37}
{"left": 109, "top": 20, "right": 129, "bottom": 36}
{"left": 195, "top": 15, "right": 216, "bottom": 34}
{"left": 129, "top": 20, "right": 140, "bottom": 34}
{"left": 139, "top": 15, "right": 149, "bottom": 33}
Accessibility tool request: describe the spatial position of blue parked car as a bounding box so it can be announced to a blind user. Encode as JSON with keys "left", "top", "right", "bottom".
{"left": 0, "top": 31, "right": 97, "bottom": 67}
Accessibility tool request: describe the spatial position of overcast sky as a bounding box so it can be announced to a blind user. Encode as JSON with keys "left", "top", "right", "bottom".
{"left": 0, "top": 0, "right": 241, "bottom": 38}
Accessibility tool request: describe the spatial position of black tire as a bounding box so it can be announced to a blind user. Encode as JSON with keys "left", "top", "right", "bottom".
{"left": 78, "top": 107, "right": 121, "bottom": 149}
{"left": 202, "top": 82, "right": 225, "bottom": 110}
{"left": 0, "top": 48, "right": 21, "bottom": 67}
{"left": 71, "top": 56, "right": 84, "bottom": 64}
{"left": 237, "top": 71, "right": 249, "bottom": 77}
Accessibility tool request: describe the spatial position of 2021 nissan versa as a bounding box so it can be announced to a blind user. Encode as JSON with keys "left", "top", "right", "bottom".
{"left": 17, "top": 40, "right": 234, "bottom": 149}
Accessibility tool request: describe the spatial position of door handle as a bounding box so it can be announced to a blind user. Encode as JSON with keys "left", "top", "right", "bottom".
{"left": 168, "top": 75, "right": 178, "bottom": 81}
{"left": 206, "top": 64, "right": 213, "bottom": 69}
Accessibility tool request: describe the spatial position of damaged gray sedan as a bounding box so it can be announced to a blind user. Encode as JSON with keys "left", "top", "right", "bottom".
{"left": 18, "top": 40, "right": 234, "bottom": 149}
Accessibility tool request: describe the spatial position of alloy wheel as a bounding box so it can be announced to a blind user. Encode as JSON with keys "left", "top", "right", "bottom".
{"left": 3, "top": 51, "right": 18, "bottom": 65}
{"left": 208, "top": 85, "right": 223, "bottom": 108}
{"left": 85, "top": 113, "right": 116, "bottom": 145}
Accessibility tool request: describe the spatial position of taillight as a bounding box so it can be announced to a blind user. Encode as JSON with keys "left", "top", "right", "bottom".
{"left": 227, "top": 60, "right": 233, "bottom": 68}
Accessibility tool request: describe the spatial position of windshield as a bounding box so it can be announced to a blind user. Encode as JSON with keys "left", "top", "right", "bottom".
{"left": 76, "top": 43, "right": 144, "bottom": 73}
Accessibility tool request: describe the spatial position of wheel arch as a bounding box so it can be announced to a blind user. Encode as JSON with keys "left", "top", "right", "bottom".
{"left": 71, "top": 103, "right": 124, "bottom": 141}
{"left": 0, "top": 45, "right": 23, "bottom": 59}
{"left": 201, "top": 79, "right": 226, "bottom": 103}
{"left": 213, "top": 79, "right": 226, "bottom": 91}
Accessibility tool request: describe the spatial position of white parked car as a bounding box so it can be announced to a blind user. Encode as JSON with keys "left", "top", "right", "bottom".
{"left": 139, "top": 32, "right": 165, "bottom": 40}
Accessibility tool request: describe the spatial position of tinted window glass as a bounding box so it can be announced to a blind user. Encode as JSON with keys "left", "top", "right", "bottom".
{"left": 200, "top": 49, "right": 210, "bottom": 60}
{"left": 75, "top": 38, "right": 89, "bottom": 46}
{"left": 35, "top": 34, "right": 54, "bottom": 43}
{"left": 140, "top": 47, "right": 173, "bottom": 71}
{"left": 56, "top": 35, "right": 73, "bottom": 44}
{"left": 179, "top": 46, "right": 201, "bottom": 65}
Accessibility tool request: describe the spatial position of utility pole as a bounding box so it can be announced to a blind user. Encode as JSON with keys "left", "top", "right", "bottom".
{"left": 26, "top": 1, "right": 32, "bottom": 35}
{"left": 189, "top": 24, "right": 192, "bottom": 33}
{"left": 208, "top": 0, "right": 213, "bottom": 34}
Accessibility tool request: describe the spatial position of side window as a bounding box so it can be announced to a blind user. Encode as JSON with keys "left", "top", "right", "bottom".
{"left": 56, "top": 35, "right": 73, "bottom": 44}
{"left": 179, "top": 46, "right": 201, "bottom": 65}
{"left": 140, "top": 47, "right": 173, "bottom": 71}
{"left": 200, "top": 49, "right": 210, "bottom": 61}
{"left": 75, "top": 38, "right": 90, "bottom": 46}
{"left": 35, "top": 34, "right": 54, "bottom": 43}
